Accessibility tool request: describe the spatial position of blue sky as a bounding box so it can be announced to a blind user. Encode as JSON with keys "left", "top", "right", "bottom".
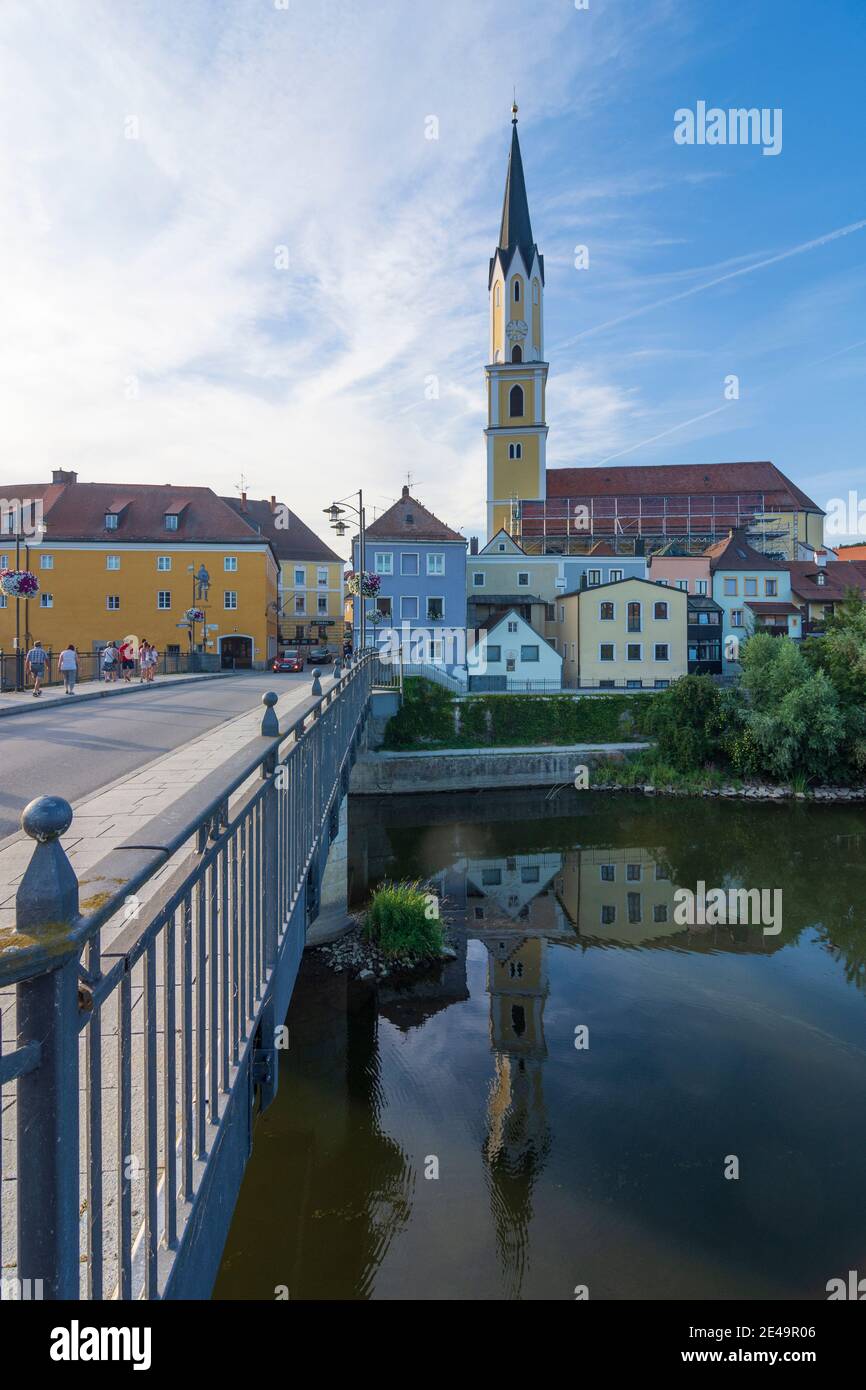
{"left": 1, "top": 0, "right": 863, "bottom": 549}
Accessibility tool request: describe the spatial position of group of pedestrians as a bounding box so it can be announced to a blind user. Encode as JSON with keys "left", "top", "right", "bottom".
{"left": 20, "top": 638, "right": 161, "bottom": 697}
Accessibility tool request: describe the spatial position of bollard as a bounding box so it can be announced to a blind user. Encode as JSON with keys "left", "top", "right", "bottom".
{"left": 15, "top": 796, "right": 81, "bottom": 1299}
{"left": 311, "top": 667, "right": 322, "bottom": 697}
{"left": 260, "top": 689, "right": 279, "bottom": 737}
{"left": 332, "top": 659, "right": 342, "bottom": 681}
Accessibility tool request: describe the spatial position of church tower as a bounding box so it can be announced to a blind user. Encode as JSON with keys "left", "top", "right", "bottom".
{"left": 485, "top": 102, "right": 548, "bottom": 542}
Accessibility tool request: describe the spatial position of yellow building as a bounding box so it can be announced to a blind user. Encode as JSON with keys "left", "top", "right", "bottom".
{"left": 0, "top": 472, "right": 282, "bottom": 667}
{"left": 550, "top": 576, "right": 688, "bottom": 689}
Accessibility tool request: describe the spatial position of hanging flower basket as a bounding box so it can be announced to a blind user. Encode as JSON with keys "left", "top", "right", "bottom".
{"left": 185, "top": 607, "right": 206, "bottom": 622}
{"left": 345, "top": 570, "right": 380, "bottom": 599}
{"left": 0, "top": 569, "right": 39, "bottom": 598}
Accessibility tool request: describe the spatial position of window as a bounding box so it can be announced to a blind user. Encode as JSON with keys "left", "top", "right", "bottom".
{"left": 654, "top": 601, "right": 669, "bottom": 620}
{"left": 627, "top": 892, "right": 642, "bottom": 924}
{"left": 400, "top": 553, "right": 419, "bottom": 576}
{"left": 600, "top": 602, "right": 615, "bottom": 620}
{"left": 317, "top": 566, "right": 328, "bottom": 586}
{"left": 400, "top": 596, "right": 419, "bottom": 620}
{"left": 601, "top": 905, "right": 616, "bottom": 925}
{"left": 157, "top": 556, "right": 171, "bottom": 571}
{"left": 599, "top": 679, "right": 615, "bottom": 689}
{"left": 696, "top": 579, "right": 708, "bottom": 595}
{"left": 627, "top": 601, "right": 642, "bottom": 631}
{"left": 317, "top": 596, "right": 328, "bottom": 614}
{"left": 744, "top": 577, "right": 758, "bottom": 596}
{"left": 427, "top": 597, "right": 444, "bottom": 620}
{"left": 521, "top": 866, "right": 540, "bottom": 883}
{"left": 520, "top": 645, "right": 539, "bottom": 662}
{"left": 106, "top": 555, "right": 120, "bottom": 570}
{"left": 587, "top": 569, "right": 601, "bottom": 586}
{"left": 294, "top": 595, "right": 305, "bottom": 614}
{"left": 41, "top": 593, "right": 54, "bottom": 608}
{"left": 506, "top": 657, "right": 516, "bottom": 672}
{"left": 482, "top": 868, "right": 502, "bottom": 886}
{"left": 765, "top": 578, "right": 778, "bottom": 596}
{"left": 559, "top": 604, "right": 565, "bottom": 622}
{"left": 676, "top": 578, "right": 688, "bottom": 591}
{"left": 40, "top": 554, "right": 53, "bottom": 569}
{"left": 609, "top": 569, "right": 623, "bottom": 583}
{"left": 224, "top": 556, "right": 238, "bottom": 572}
{"left": 657, "top": 578, "right": 670, "bottom": 586}
{"left": 294, "top": 566, "right": 306, "bottom": 585}
{"left": 507, "top": 620, "right": 518, "bottom": 632}
{"left": 164, "top": 513, "right": 179, "bottom": 530}
{"left": 627, "top": 679, "right": 642, "bottom": 688}
{"left": 374, "top": 553, "right": 393, "bottom": 575}
{"left": 427, "top": 553, "right": 444, "bottom": 575}
{"left": 545, "top": 603, "right": 555, "bottom": 620}
{"left": 654, "top": 679, "right": 670, "bottom": 689}
{"left": 817, "top": 572, "right": 826, "bottom": 587}
{"left": 653, "top": 905, "right": 669, "bottom": 923}
{"left": 485, "top": 644, "right": 501, "bottom": 662}
{"left": 494, "top": 284, "right": 501, "bottom": 307}
{"left": 0, "top": 554, "right": 6, "bottom": 568}
{"left": 599, "top": 643, "right": 615, "bottom": 661}
{"left": 512, "top": 278, "right": 521, "bottom": 302}
{"left": 517, "top": 572, "right": 529, "bottom": 587}
{"left": 627, "top": 643, "right": 642, "bottom": 661}
{"left": 600, "top": 865, "right": 615, "bottom": 882}
{"left": 0, "top": 594, "right": 6, "bottom": 608}
{"left": 655, "top": 865, "right": 670, "bottom": 881}
{"left": 509, "top": 384, "right": 524, "bottom": 417}
{"left": 654, "top": 643, "right": 670, "bottom": 661}
{"left": 473, "top": 571, "right": 484, "bottom": 587}
{"left": 508, "top": 442, "right": 523, "bottom": 460}
{"left": 375, "top": 596, "right": 392, "bottom": 619}
{"left": 731, "top": 609, "right": 744, "bottom": 627}
{"left": 626, "top": 864, "right": 641, "bottom": 882}
{"left": 224, "top": 591, "right": 238, "bottom": 610}
{"left": 105, "top": 513, "right": 118, "bottom": 530}
{"left": 157, "top": 591, "right": 171, "bottom": 609}
{"left": 723, "top": 577, "right": 737, "bottom": 596}
{"left": 511, "top": 345, "right": 522, "bottom": 363}
{"left": 106, "top": 595, "right": 119, "bottom": 610}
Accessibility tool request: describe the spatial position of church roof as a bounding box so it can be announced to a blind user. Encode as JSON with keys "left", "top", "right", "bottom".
{"left": 489, "top": 116, "right": 544, "bottom": 288}
{"left": 546, "top": 461, "right": 820, "bottom": 513}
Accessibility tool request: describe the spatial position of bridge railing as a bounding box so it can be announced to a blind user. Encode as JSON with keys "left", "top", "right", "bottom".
{"left": 0, "top": 652, "right": 374, "bottom": 1299}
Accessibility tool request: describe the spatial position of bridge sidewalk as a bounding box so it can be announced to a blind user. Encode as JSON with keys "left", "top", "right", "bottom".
{"left": 0, "top": 668, "right": 240, "bottom": 720}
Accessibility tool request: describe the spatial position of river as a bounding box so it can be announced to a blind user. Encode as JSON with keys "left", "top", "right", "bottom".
{"left": 214, "top": 789, "right": 866, "bottom": 1300}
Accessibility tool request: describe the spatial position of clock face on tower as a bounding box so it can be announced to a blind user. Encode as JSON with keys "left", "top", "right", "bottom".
{"left": 505, "top": 318, "right": 528, "bottom": 342}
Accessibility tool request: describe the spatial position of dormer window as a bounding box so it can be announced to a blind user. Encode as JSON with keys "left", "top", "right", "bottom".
{"left": 104, "top": 513, "right": 118, "bottom": 530}
{"left": 164, "top": 513, "right": 179, "bottom": 530}
{"left": 405, "top": 512, "right": 414, "bottom": 524}
{"left": 817, "top": 572, "right": 826, "bottom": 586}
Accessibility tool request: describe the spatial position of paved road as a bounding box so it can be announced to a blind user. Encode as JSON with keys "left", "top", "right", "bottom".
{"left": 0, "top": 672, "right": 314, "bottom": 841}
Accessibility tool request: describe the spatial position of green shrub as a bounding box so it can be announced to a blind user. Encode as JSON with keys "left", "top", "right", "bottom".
{"left": 642, "top": 675, "right": 725, "bottom": 770}
{"left": 382, "top": 677, "right": 455, "bottom": 748}
{"left": 361, "top": 880, "right": 444, "bottom": 961}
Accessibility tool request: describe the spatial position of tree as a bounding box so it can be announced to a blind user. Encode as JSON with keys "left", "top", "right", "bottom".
{"left": 643, "top": 674, "right": 725, "bottom": 771}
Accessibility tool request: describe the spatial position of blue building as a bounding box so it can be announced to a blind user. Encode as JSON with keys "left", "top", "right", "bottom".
{"left": 706, "top": 528, "right": 796, "bottom": 672}
{"left": 352, "top": 486, "right": 468, "bottom": 670}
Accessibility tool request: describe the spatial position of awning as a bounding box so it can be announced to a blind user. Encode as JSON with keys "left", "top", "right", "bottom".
{"left": 745, "top": 601, "right": 800, "bottom": 615}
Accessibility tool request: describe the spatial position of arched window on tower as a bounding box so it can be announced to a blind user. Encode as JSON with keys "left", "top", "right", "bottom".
{"left": 509, "top": 384, "right": 524, "bottom": 418}
{"left": 508, "top": 443, "right": 523, "bottom": 460}
{"left": 494, "top": 283, "right": 501, "bottom": 307}
{"left": 511, "top": 344, "right": 522, "bottom": 363}
{"left": 513, "top": 278, "right": 521, "bottom": 302}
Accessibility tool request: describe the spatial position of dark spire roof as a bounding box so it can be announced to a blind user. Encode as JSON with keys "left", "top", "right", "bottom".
{"left": 489, "top": 112, "right": 544, "bottom": 288}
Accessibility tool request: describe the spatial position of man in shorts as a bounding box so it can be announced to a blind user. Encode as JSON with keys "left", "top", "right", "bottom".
{"left": 25, "top": 639, "right": 47, "bottom": 696}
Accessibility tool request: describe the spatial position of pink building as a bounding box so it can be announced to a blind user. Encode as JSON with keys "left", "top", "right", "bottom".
{"left": 647, "top": 552, "right": 712, "bottom": 595}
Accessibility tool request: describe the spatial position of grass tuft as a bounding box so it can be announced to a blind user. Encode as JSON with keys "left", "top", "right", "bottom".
{"left": 361, "top": 880, "right": 445, "bottom": 962}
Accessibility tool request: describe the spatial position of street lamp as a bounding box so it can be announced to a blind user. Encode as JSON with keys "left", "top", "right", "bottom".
{"left": 324, "top": 491, "right": 367, "bottom": 653}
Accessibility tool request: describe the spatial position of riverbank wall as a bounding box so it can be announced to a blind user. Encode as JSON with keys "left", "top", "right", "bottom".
{"left": 349, "top": 743, "right": 649, "bottom": 794}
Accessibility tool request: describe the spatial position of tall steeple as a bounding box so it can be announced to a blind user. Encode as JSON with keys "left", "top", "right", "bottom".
{"left": 485, "top": 102, "right": 548, "bottom": 541}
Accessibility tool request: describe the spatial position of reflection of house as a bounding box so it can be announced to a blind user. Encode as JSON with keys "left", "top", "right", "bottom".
{"left": 556, "top": 846, "right": 683, "bottom": 945}
{"left": 463, "top": 852, "right": 565, "bottom": 929}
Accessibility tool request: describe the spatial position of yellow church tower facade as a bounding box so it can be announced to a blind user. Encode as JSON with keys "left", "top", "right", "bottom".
{"left": 485, "top": 104, "right": 548, "bottom": 541}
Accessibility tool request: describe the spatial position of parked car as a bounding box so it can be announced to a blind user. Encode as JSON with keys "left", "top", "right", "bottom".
{"left": 273, "top": 649, "right": 304, "bottom": 673}
{"left": 306, "top": 647, "right": 333, "bottom": 665}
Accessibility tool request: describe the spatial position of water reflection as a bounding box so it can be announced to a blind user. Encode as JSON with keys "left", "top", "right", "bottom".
{"left": 215, "top": 790, "right": 866, "bottom": 1300}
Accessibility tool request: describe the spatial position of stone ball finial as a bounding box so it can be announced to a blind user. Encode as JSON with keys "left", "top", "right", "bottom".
{"left": 21, "top": 795, "right": 74, "bottom": 843}
{"left": 262, "top": 691, "right": 278, "bottom": 708}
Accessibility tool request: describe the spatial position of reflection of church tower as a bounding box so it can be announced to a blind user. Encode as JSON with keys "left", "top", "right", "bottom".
{"left": 483, "top": 937, "right": 552, "bottom": 1299}
{"left": 485, "top": 102, "right": 549, "bottom": 541}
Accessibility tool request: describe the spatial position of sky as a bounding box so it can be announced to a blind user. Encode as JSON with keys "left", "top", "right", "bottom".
{"left": 1, "top": 0, "right": 864, "bottom": 553}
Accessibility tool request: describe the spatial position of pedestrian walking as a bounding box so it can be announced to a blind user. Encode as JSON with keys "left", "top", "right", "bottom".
{"left": 24, "top": 639, "right": 47, "bottom": 697}
{"left": 138, "top": 639, "right": 149, "bottom": 683}
{"left": 101, "top": 642, "right": 118, "bottom": 682}
{"left": 118, "top": 637, "right": 135, "bottom": 683}
{"left": 58, "top": 644, "right": 78, "bottom": 695}
{"left": 146, "top": 643, "right": 158, "bottom": 683}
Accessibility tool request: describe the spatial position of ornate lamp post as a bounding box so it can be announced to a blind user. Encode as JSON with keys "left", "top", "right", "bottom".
{"left": 324, "top": 492, "right": 367, "bottom": 652}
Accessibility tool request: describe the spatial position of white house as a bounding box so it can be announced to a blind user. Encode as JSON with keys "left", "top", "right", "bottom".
{"left": 468, "top": 608, "right": 562, "bottom": 690}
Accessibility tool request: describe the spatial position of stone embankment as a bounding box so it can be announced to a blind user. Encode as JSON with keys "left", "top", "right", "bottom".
{"left": 588, "top": 781, "right": 866, "bottom": 803}
{"left": 314, "top": 921, "right": 458, "bottom": 981}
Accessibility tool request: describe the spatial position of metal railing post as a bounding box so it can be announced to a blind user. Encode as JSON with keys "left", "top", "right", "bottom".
{"left": 260, "top": 693, "right": 280, "bottom": 967}
{"left": 14, "top": 795, "right": 81, "bottom": 1299}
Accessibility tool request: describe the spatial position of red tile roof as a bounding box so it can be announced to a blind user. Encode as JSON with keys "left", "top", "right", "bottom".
{"left": 546, "top": 461, "right": 820, "bottom": 512}
{"left": 788, "top": 560, "right": 866, "bottom": 603}
{"left": 703, "top": 528, "right": 783, "bottom": 572}
{"left": 365, "top": 487, "right": 465, "bottom": 542}
{"left": 220, "top": 496, "right": 342, "bottom": 564}
{"left": 5, "top": 480, "right": 264, "bottom": 544}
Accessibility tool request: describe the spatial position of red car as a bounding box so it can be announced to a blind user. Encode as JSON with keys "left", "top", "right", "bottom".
{"left": 273, "top": 649, "right": 304, "bottom": 673}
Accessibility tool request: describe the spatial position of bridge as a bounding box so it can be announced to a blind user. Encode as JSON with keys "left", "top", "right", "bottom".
{"left": 0, "top": 651, "right": 398, "bottom": 1300}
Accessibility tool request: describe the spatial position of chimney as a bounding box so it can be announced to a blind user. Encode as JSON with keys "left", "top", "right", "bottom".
{"left": 470, "top": 536, "right": 479, "bottom": 555}
{"left": 240, "top": 491, "right": 247, "bottom": 510}
{"left": 270, "top": 495, "right": 276, "bottom": 512}
{"left": 815, "top": 548, "right": 828, "bottom": 568}
{"left": 401, "top": 485, "right": 410, "bottom": 500}
{"left": 52, "top": 469, "right": 77, "bottom": 485}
